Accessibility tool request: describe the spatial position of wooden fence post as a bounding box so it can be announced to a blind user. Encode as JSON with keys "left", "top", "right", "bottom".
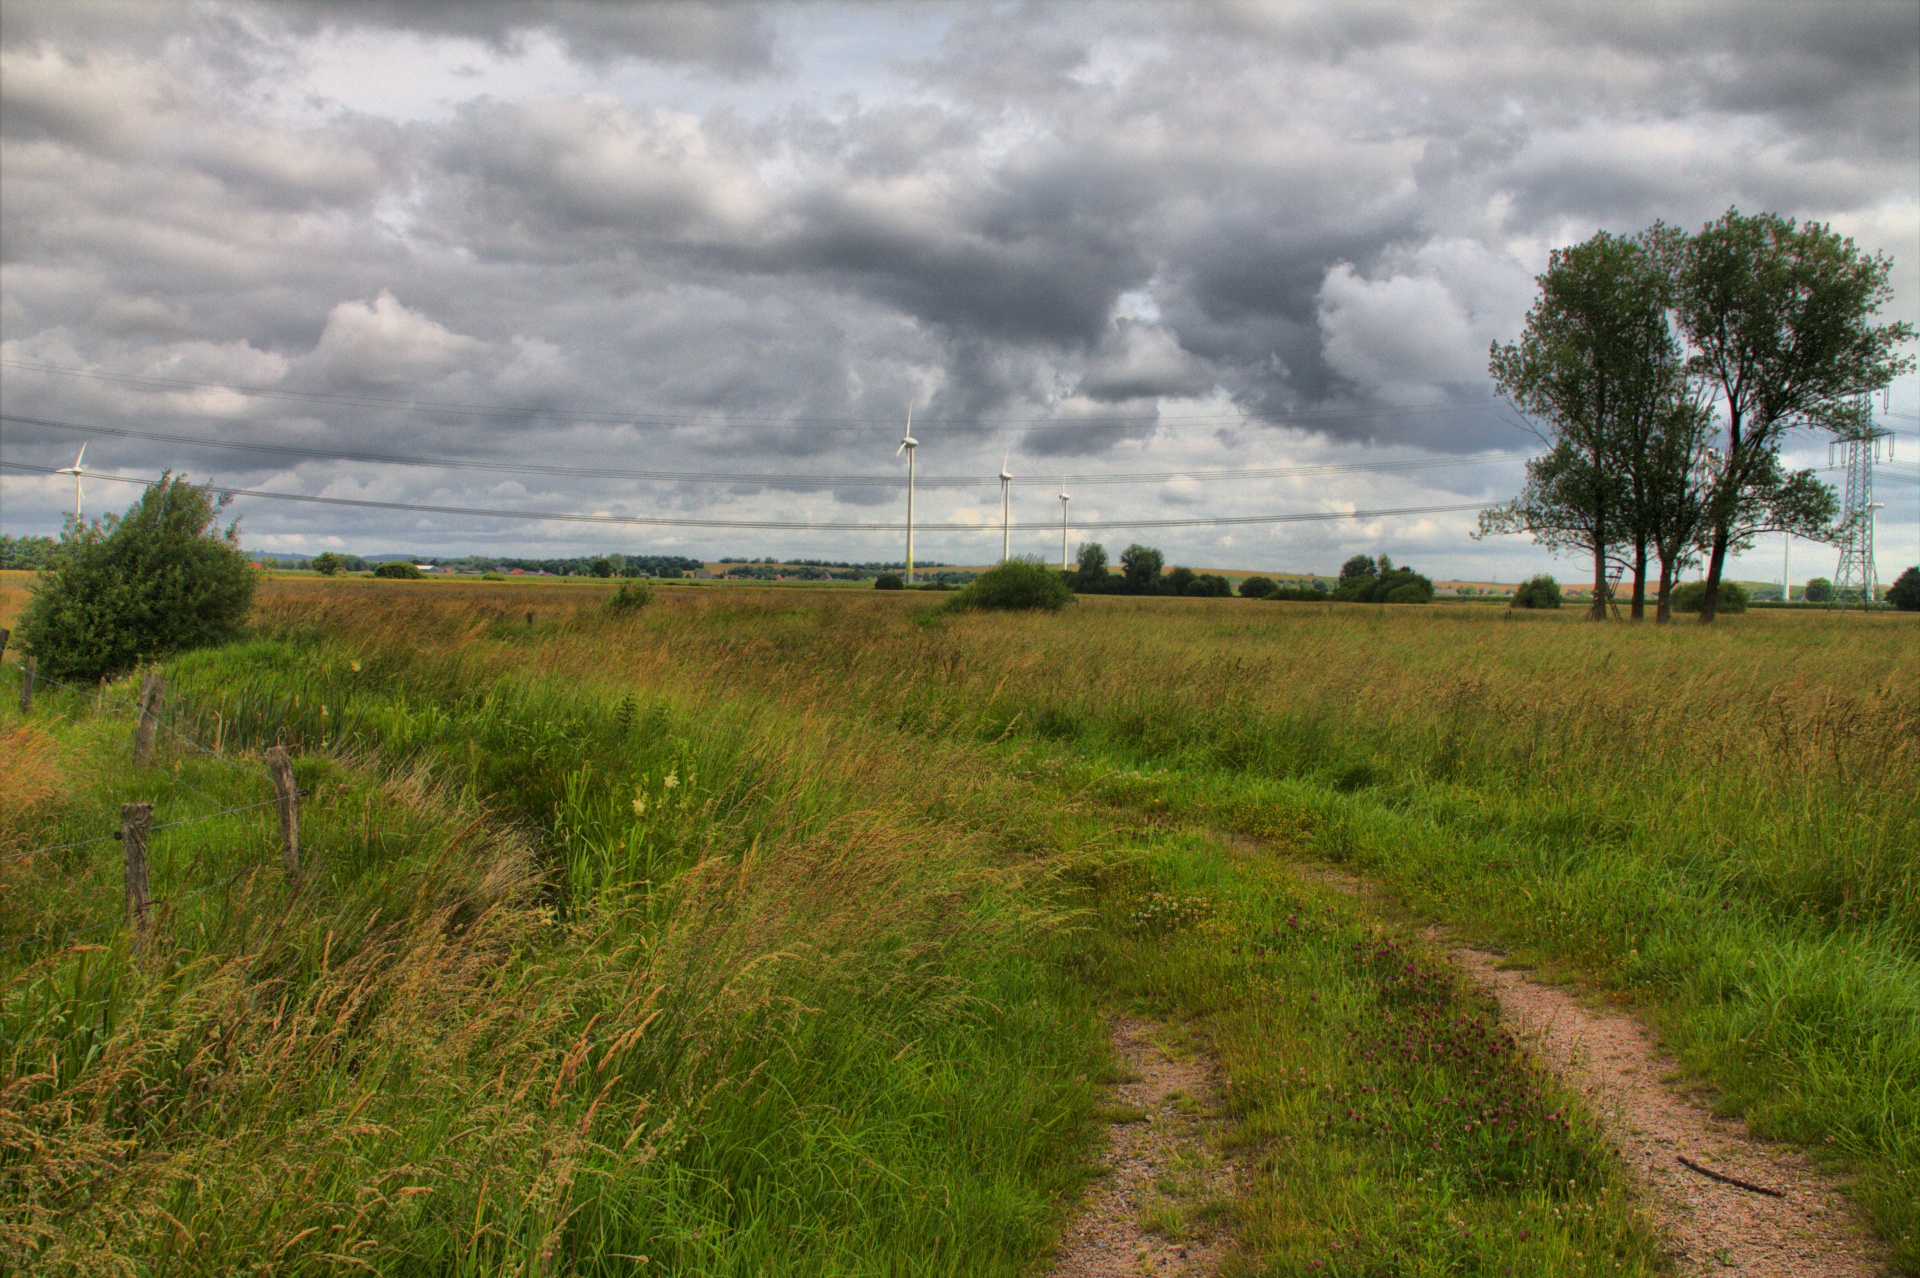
{"left": 19, "top": 655, "right": 36, "bottom": 714}
{"left": 266, "top": 745, "right": 300, "bottom": 878}
{"left": 122, "top": 802, "right": 153, "bottom": 948}
{"left": 133, "top": 673, "right": 166, "bottom": 766}
{"left": 0, "top": 626, "right": 10, "bottom": 663}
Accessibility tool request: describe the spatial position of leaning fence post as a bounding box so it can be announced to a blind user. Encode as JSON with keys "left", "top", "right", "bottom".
{"left": 133, "top": 673, "right": 166, "bottom": 766}
{"left": 266, "top": 745, "right": 300, "bottom": 878}
{"left": 122, "top": 802, "right": 153, "bottom": 948}
{"left": 19, "top": 655, "right": 36, "bottom": 714}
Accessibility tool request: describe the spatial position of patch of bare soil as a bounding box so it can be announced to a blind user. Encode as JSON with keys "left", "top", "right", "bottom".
{"left": 1050, "top": 1017, "right": 1238, "bottom": 1277}
{"left": 1450, "top": 945, "right": 1888, "bottom": 1277}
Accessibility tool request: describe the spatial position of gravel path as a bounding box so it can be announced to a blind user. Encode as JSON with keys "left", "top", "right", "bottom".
{"left": 1048, "top": 1017, "right": 1237, "bottom": 1277}
{"left": 1450, "top": 946, "right": 1889, "bottom": 1277}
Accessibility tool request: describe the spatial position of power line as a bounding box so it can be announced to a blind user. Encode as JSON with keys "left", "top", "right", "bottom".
{"left": 0, "top": 356, "right": 1500, "bottom": 432}
{"left": 0, "top": 411, "right": 1522, "bottom": 489}
{"left": 0, "top": 460, "right": 1491, "bottom": 532}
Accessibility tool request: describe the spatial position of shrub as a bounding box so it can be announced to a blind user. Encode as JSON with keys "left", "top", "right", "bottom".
{"left": 373, "top": 561, "right": 422, "bottom": 580}
{"left": 874, "top": 574, "right": 905, "bottom": 591}
{"left": 1671, "top": 580, "right": 1746, "bottom": 614}
{"left": 1120, "top": 544, "right": 1164, "bottom": 594}
{"left": 14, "top": 474, "right": 256, "bottom": 681}
{"left": 481, "top": 572, "right": 505, "bottom": 582}
{"left": 1511, "top": 575, "right": 1562, "bottom": 609}
{"left": 1189, "top": 573, "right": 1233, "bottom": 598}
{"left": 948, "top": 559, "right": 1074, "bottom": 612}
{"left": 1238, "top": 575, "right": 1277, "bottom": 599}
{"left": 1072, "top": 543, "right": 1116, "bottom": 593}
{"left": 590, "top": 557, "right": 614, "bottom": 578}
{"left": 311, "top": 551, "right": 344, "bottom": 577}
{"left": 1332, "top": 555, "right": 1433, "bottom": 604}
{"left": 1889, "top": 566, "right": 1920, "bottom": 612}
{"left": 606, "top": 580, "right": 653, "bottom": 615}
{"left": 1803, "top": 577, "right": 1835, "bottom": 603}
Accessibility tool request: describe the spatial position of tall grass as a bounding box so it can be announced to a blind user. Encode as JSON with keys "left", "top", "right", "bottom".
{"left": 217, "top": 581, "right": 1919, "bottom": 1263}
{"left": 2, "top": 612, "right": 1105, "bottom": 1274}
{"left": 6, "top": 577, "right": 1913, "bottom": 1268}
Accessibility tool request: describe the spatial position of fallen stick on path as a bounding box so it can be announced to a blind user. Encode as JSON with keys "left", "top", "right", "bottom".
{"left": 1675, "top": 1155, "right": 1786, "bottom": 1198}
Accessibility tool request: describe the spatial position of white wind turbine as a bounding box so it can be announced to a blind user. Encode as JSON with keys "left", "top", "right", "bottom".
{"left": 897, "top": 403, "right": 918, "bottom": 584}
{"left": 1058, "top": 478, "right": 1071, "bottom": 570}
{"left": 999, "top": 453, "right": 1014, "bottom": 563}
{"left": 56, "top": 444, "right": 87, "bottom": 521}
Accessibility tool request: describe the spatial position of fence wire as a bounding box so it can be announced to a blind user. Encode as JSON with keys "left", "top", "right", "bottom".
{"left": 2, "top": 657, "right": 304, "bottom": 953}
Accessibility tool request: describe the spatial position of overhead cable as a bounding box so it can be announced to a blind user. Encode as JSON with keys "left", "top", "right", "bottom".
{"left": 0, "top": 460, "right": 1491, "bottom": 532}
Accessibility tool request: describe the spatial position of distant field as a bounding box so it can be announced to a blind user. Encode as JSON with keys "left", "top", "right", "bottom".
{"left": 4, "top": 577, "right": 1914, "bottom": 1273}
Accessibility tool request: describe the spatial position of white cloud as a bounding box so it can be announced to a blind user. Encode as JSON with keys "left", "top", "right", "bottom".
{"left": 311, "top": 291, "right": 481, "bottom": 386}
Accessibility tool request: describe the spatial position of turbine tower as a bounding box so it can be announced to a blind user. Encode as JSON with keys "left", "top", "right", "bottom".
{"left": 999, "top": 453, "right": 1013, "bottom": 563}
{"left": 1831, "top": 402, "right": 1892, "bottom": 608}
{"left": 56, "top": 444, "right": 87, "bottom": 520}
{"left": 897, "top": 404, "right": 918, "bottom": 584}
{"left": 1058, "top": 479, "right": 1070, "bottom": 570}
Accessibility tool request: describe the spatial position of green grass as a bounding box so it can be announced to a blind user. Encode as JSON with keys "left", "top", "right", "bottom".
{"left": 5, "top": 580, "right": 1913, "bottom": 1272}
{"left": 2, "top": 654, "right": 1104, "bottom": 1275}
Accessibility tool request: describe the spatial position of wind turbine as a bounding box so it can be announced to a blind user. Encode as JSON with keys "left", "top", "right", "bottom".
{"left": 897, "top": 403, "right": 918, "bottom": 584}
{"left": 1058, "top": 479, "right": 1071, "bottom": 570}
{"left": 56, "top": 444, "right": 87, "bottom": 521}
{"left": 999, "top": 453, "right": 1014, "bottom": 563}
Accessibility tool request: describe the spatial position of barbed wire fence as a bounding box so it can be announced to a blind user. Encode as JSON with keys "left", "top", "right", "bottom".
{"left": 1, "top": 627, "right": 307, "bottom": 956}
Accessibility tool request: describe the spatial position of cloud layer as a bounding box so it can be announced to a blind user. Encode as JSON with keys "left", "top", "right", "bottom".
{"left": 2, "top": 1, "right": 1915, "bottom": 576}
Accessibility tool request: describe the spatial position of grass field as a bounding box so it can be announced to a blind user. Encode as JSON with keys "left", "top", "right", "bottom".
{"left": 3, "top": 575, "right": 1914, "bottom": 1274}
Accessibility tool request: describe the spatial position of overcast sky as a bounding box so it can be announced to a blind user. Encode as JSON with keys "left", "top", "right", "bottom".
{"left": 2, "top": 1, "right": 1915, "bottom": 580}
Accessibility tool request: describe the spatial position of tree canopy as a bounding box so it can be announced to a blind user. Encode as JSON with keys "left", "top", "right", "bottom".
{"left": 15, "top": 474, "right": 257, "bottom": 681}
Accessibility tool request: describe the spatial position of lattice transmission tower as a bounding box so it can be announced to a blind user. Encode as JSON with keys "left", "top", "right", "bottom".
{"left": 1831, "top": 411, "right": 1893, "bottom": 608}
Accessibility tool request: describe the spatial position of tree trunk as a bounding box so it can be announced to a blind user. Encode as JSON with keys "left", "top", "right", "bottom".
{"left": 1630, "top": 539, "right": 1648, "bottom": 621}
{"left": 1589, "top": 539, "right": 1609, "bottom": 622}
{"left": 1699, "top": 525, "right": 1730, "bottom": 625}
{"left": 1699, "top": 402, "right": 1747, "bottom": 626}
{"left": 1655, "top": 560, "right": 1675, "bottom": 624}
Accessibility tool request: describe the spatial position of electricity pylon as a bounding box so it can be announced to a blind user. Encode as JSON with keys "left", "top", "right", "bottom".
{"left": 1831, "top": 414, "right": 1893, "bottom": 609}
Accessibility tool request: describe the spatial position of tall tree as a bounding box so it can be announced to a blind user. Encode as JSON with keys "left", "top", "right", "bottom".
{"left": 1488, "top": 232, "right": 1676, "bottom": 619}
{"left": 1656, "top": 210, "right": 1914, "bottom": 623}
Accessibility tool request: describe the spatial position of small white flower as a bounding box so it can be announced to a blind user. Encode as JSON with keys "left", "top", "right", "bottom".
{"left": 632, "top": 794, "right": 647, "bottom": 815}
{"left": 662, "top": 771, "right": 679, "bottom": 790}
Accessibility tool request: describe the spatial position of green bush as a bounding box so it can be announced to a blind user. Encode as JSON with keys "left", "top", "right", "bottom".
{"left": 1511, "top": 575, "right": 1562, "bottom": 609}
{"left": 1889, "top": 566, "right": 1920, "bottom": 612}
{"left": 373, "top": 561, "right": 422, "bottom": 580}
{"left": 481, "top": 572, "right": 505, "bottom": 582}
{"left": 14, "top": 474, "right": 256, "bottom": 681}
{"left": 874, "top": 574, "right": 904, "bottom": 591}
{"left": 1670, "top": 580, "right": 1746, "bottom": 614}
{"left": 606, "top": 580, "right": 654, "bottom": 615}
{"left": 311, "top": 551, "right": 344, "bottom": 577}
{"left": 1803, "top": 577, "right": 1835, "bottom": 603}
{"left": 1331, "top": 555, "right": 1433, "bottom": 604}
{"left": 1177, "top": 572, "right": 1233, "bottom": 598}
{"left": 1238, "top": 575, "right": 1278, "bottom": 599}
{"left": 948, "top": 559, "right": 1075, "bottom": 612}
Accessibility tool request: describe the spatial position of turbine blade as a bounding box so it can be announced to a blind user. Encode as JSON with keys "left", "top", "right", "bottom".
{"left": 896, "top": 440, "right": 907, "bottom": 457}
{"left": 74, "top": 443, "right": 87, "bottom": 468}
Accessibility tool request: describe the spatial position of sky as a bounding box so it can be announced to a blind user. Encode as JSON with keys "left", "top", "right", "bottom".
{"left": 2, "top": 0, "right": 1916, "bottom": 581}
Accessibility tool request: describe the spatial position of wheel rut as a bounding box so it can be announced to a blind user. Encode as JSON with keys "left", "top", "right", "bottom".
{"left": 1449, "top": 946, "right": 1888, "bottom": 1277}
{"left": 1049, "top": 1017, "right": 1237, "bottom": 1277}
{"left": 1223, "top": 833, "right": 1890, "bottom": 1275}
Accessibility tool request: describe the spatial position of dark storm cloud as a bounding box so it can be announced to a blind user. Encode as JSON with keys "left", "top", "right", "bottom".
{"left": 1, "top": 0, "right": 1913, "bottom": 565}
